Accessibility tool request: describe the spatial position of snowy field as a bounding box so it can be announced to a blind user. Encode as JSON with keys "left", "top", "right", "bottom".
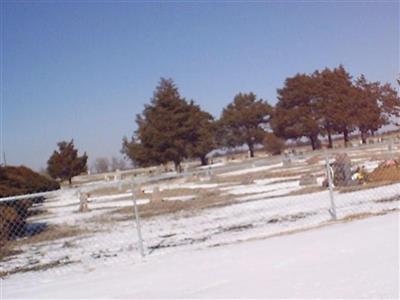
{"left": 2, "top": 212, "right": 398, "bottom": 298}
{"left": 0, "top": 142, "right": 399, "bottom": 298}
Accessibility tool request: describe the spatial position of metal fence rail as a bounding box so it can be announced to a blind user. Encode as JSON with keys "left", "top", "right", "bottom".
{"left": 0, "top": 190, "right": 60, "bottom": 203}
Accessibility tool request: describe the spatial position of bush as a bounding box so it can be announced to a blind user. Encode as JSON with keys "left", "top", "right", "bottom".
{"left": 263, "top": 133, "right": 286, "bottom": 155}
{"left": 0, "top": 166, "right": 60, "bottom": 198}
{"left": 0, "top": 166, "right": 60, "bottom": 244}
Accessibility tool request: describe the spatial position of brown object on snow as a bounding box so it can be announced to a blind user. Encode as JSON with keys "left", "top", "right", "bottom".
{"left": 306, "top": 155, "right": 322, "bottom": 166}
{"left": 367, "top": 159, "right": 400, "bottom": 183}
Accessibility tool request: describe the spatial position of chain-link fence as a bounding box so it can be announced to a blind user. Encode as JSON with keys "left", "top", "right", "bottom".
{"left": 1, "top": 140, "right": 399, "bottom": 277}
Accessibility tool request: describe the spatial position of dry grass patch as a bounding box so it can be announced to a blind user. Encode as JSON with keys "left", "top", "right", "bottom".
{"left": 1, "top": 223, "right": 86, "bottom": 277}
{"left": 287, "top": 186, "right": 325, "bottom": 196}
{"left": 0, "top": 224, "right": 87, "bottom": 261}
{"left": 305, "top": 155, "right": 323, "bottom": 165}
{"left": 340, "top": 209, "right": 398, "bottom": 222}
{"left": 89, "top": 184, "right": 133, "bottom": 197}
{"left": 96, "top": 190, "right": 233, "bottom": 223}
{"left": 153, "top": 188, "right": 200, "bottom": 198}
{"left": 338, "top": 181, "right": 400, "bottom": 193}
{"left": 215, "top": 169, "right": 316, "bottom": 184}
{"left": 0, "top": 257, "right": 78, "bottom": 278}
{"left": 0, "top": 247, "right": 22, "bottom": 262}
{"left": 209, "top": 209, "right": 398, "bottom": 249}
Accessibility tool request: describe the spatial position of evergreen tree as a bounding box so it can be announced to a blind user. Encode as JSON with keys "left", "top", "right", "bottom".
{"left": 378, "top": 82, "right": 400, "bottom": 127}
{"left": 314, "top": 68, "right": 336, "bottom": 148}
{"left": 186, "top": 101, "right": 216, "bottom": 165}
{"left": 317, "top": 65, "right": 356, "bottom": 147}
{"left": 353, "top": 75, "right": 385, "bottom": 143}
{"left": 271, "top": 74, "right": 322, "bottom": 150}
{"left": 122, "top": 78, "right": 198, "bottom": 171}
{"left": 219, "top": 93, "right": 272, "bottom": 157}
{"left": 47, "top": 140, "right": 88, "bottom": 185}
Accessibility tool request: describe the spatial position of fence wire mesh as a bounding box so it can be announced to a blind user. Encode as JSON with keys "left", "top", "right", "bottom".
{"left": 1, "top": 139, "right": 399, "bottom": 277}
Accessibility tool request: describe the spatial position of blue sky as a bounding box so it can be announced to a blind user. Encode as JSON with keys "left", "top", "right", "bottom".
{"left": 2, "top": 1, "right": 399, "bottom": 170}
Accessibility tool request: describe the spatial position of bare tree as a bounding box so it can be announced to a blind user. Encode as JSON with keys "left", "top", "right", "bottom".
{"left": 110, "top": 157, "right": 127, "bottom": 171}
{"left": 93, "top": 157, "right": 110, "bottom": 174}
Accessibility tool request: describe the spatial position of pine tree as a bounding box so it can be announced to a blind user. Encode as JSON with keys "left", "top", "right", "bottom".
{"left": 352, "top": 75, "right": 384, "bottom": 143}
{"left": 378, "top": 82, "right": 400, "bottom": 127}
{"left": 122, "top": 78, "right": 197, "bottom": 171}
{"left": 317, "top": 65, "right": 356, "bottom": 147}
{"left": 47, "top": 140, "right": 88, "bottom": 185}
{"left": 219, "top": 93, "right": 272, "bottom": 157}
{"left": 271, "top": 74, "right": 322, "bottom": 150}
{"left": 186, "top": 101, "right": 216, "bottom": 165}
{"left": 314, "top": 68, "right": 336, "bottom": 148}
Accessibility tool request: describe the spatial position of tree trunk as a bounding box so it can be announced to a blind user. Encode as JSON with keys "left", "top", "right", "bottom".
{"left": 200, "top": 155, "right": 208, "bottom": 166}
{"left": 68, "top": 177, "right": 72, "bottom": 185}
{"left": 361, "top": 130, "right": 368, "bottom": 144}
{"left": 174, "top": 161, "right": 182, "bottom": 173}
{"left": 309, "top": 136, "right": 316, "bottom": 151}
{"left": 327, "top": 128, "right": 333, "bottom": 149}
{"left": 309, "top": 135, "right": 318, "bottom": 151}
{"left": 343, "top": 128, "right": 349, "bottom": 148}
{"left": 248, "top": 143, "right": 255, "bottom": 158}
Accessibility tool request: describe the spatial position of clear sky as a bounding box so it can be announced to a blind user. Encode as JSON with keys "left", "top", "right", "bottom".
{"left": 2, "top": 1, "right": 399, "bottom": 170}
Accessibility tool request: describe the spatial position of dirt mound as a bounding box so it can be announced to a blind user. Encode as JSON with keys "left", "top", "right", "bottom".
{"left": 367, "top": 160, "right": 400, "bottom": 183}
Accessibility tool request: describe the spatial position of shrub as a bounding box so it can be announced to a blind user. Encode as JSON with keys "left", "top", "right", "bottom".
{"left": 0, "top": 166, "right": 60, "bottom": 244}
{"left": 263, "top": 133, "right": 286, "bottom": 155}
{"left": 0, "top": 166, "right": 60, "bottom": 197}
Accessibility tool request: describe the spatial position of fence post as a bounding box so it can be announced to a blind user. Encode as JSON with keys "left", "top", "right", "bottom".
{"left": 132, "top": 185, "right": 145, "bottom": 257}
{"left": 325, "top": 155, "right": 337, "bottom": 220}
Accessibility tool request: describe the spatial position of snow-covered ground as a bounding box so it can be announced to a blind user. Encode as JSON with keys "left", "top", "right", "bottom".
{"left": 2, "top": 179, "right": 399, "bottom": 282}
{"left": 1, "top": 144, "right": 399, "bottom": 294}
{"left": 218, "top": 163, "right": 283, "bottom": 177}
{"left": 3, "top": 212, "right": 398, "bottom": 299}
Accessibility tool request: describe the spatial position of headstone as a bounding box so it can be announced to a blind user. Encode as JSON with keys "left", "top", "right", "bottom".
{"left": 118, "top": 181, "right": 123, "bottom": 191}
{"left": 241, "top": 174, "right": 253, "bottom": 185}
{"left": 183, "top": 164, "right": 189, "bottom": 173}
{"left": 152, "top": 187, "right": 161, "bottom": 202}
{"left": 388, "top": 139, "right": 393, "bottom": 152}
{"left": 282, "top": 153, "right": 291, "bottom": 167}
{"left": 331, "top": 154, "right": 353, "bottom": 186}
{"left": 114, "top": 170, "right": 121, "bottom": 181}
{"left": 299, "top": 174, "right": 317, "bottom": 186}
{"left": 79, "top": 192, "right": 90, "bottom": 212}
